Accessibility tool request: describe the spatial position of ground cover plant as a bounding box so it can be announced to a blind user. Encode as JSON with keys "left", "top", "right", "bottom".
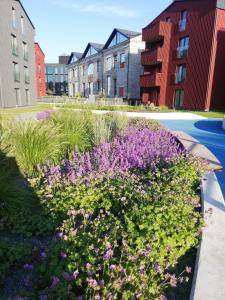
{"left": 0, "top": 112, "right": 205, "bottom": 299}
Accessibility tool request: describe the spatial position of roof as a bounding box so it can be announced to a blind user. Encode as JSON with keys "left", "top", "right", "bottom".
{"left": 82, "top": 42, "right": 104, "bottom": 59}
{"left": 103, "top": 28, "right": 141, "bottom": 49}
{"left": 15, "top": 0, "right": 35, "bottom": 29}
{"left": 67, "top": 52, "right": 83, "bottom": 64}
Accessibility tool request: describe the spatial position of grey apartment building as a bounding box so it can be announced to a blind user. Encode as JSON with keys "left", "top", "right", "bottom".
{"left": 45, "top": 56, "right": 70, "bottom": 96}
{"left": 67, "top": 29, "right": 145, "bottom": 100}
{"left": 0, "top": 0, "right": 36, "bottom": 108}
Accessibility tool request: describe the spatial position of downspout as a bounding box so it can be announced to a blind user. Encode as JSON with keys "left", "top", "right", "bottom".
{"left": 205, "top": 9, "right": 218, "bottom": 111}
{"left": 126, "top": 46, "right": 130, "bottom": 104}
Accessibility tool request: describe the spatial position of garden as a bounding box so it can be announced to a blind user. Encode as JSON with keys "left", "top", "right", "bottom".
{"left": 0, "top": 109, "right": 205, "bottom": 299}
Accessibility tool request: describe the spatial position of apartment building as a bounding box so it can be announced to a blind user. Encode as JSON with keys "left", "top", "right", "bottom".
{"left": 68, "top": 28, "right": 145, "bottom": 100}
{"left": 140, "top": 0, "right": 225, "bottom": 110}
{"left": 35, "top": 42, "right": 46, "bottom": 97}
{"left": 45, "top": 55, "right": 70, "bottom": 96}
{"left": 0, "top": 0, "right": 36, "bottom": 107}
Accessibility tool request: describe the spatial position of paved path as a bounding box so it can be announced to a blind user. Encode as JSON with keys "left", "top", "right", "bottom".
{"left": 159, "top": 119, "right": 225, "bottom": 200}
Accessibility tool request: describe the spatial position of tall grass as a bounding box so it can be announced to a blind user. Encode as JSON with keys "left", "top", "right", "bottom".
{"left": 4, "top": 120, "right": 63, "bottom": 176}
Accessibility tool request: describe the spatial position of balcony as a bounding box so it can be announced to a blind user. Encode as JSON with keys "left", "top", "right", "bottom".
{"left": 140, "top": 73, "right": 162, "bottom": 88}
{"left": 141, "top": 48, "right": 162, "bottom": 66}
{"left": 143, "top": 21, "right": 172, "bottom": 43}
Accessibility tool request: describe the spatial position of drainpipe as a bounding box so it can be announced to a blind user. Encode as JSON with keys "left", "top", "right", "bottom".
{"left": 205, "top": 9, "right": 218, "bottom": 111}
{"left": 127, "top": 48, "right": 130, "bottom": 104}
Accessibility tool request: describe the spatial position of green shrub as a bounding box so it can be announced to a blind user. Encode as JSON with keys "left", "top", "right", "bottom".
{"left": 128, "top": 117, "right": 161, "bottom": 131}
{"left": 29, "top": 156, "right": 204, "bottom": 299}
{"left": 3, "top": 120, "right": 63, "bottom": 176}
{"left": 51, "top": 110, "right": 93, "bottom": 155}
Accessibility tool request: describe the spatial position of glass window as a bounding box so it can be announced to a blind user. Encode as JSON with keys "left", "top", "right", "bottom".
{"left": 120, "top": 53, "right": 125, "bottom": 64}
{"left": 108, "top": 32, "right": 128, "bottom": 48}
{"left": 13, "top": 62, "right": 20, "bottom": 82}
{"left": 174, "top": 90, "right": 184, "bottom": 108}
{"left": 178, "top": 37, "right": 189, "bottom": 58}
{"left": 11, "top": 35, "right": 18, "bottom": 56}
{"left": 60, "top": 66, "right": 64, "bottom": 74}
{"left": 166, "top": 17, "right": 171, "bottom": 23}
{"left": 21, "top": 16, "right": 25, "bottom": 34}
{"left": 114, "top": 55, "right": 117, "bottom": 68}
{"left": 15, "top": 88, "right": 21, "bottom": 106}
{"left": 97, "top": 80, "right": 101, "bottom": 92}
{"left": 88, "top": 63, "right": 94, "bottom": 75}
{"left": 46, "top": 66, "right": 53, "bottom": 74}
{"left": 12, "top": 8, "right": 16, "bottom": 28}
{"left": 176, "top": 64, "right": 186, "bottom": 84}
{"left": 107, "top": 57, "right": 112, "bottom": 71}
{"left": 82, "top": 65, "right": 85, "bottom": 76}
{"left": 22, "top": 42, "right": 28, "bottom": 60}
{"left": 55, "top": 67, "right": 58, "bottom": 75}
{"left": 180, "top": 10, "right": 187, "bottom": 31}
{"left": 86, "top": 46, "right": 98, "bottom": 57}
{"left": 24, "top": 67, "right": 30, "bottom": 84}
{"left": 74, "top": 68, "right": 78, "bottom": 77}
{"left": 60, "top": 75, "right": 64, "bottom": 83}
{"left": 25, "top": 89, "right": 30, "bottom": 105}
{"left": 47, "top": 74, "right": 53, "bottom": 82}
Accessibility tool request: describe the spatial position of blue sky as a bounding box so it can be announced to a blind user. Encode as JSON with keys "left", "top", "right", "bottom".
{"left": 22, "top": 0, "right": 172, "bottom": 62}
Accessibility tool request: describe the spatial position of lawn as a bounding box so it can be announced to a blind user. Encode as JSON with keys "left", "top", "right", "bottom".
{"left": 192, "top": 111, "right": 225, "bottom": 119}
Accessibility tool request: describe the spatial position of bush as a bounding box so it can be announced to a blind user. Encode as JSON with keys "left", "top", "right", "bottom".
{"left": 3, "top": 120, "right": 63, "bottom": 176}
{"left": 128, "top": 117, "right": 161, "bottom": 131}
{"left": 25, "top": 156, "right": 204, "bottom": 299}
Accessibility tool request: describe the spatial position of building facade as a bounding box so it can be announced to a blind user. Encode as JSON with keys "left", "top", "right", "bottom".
{"left": 0, "top": 0, "right": 36, "bottom": 107}
{"left": 68, "top": 29, "right": 145, "bottom": 100}
{"left": 140, "top": 0, "right": 225, "bottom": 110}
{"left": 35, "top": 42, "right": 46, "bottom": 97}
{"left": 45, "top": 56, "right": 70, "bottom": 96}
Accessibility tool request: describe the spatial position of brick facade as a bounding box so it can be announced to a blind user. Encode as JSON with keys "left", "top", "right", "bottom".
{"left": 35, "top": 43, "right": 46, "bottom": 97}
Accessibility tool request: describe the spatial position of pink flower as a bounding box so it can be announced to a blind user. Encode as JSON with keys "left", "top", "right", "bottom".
{"left": 50, "top": 276, "right": 60, "bottom": 289}
{"left": 72, "top": 270, "right": 79, "bottom": 279}
{"left": 186, "top": 266, "right": 192, "bottom": 274}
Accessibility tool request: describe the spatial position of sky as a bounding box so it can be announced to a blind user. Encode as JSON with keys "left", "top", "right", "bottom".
{"left": 21, "top": 0, "right": 172, "bottom": 62}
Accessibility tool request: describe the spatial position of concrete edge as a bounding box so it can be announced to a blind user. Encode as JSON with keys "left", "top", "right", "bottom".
{"left": 177, "top": 132, "right": 225, "bottom": 300}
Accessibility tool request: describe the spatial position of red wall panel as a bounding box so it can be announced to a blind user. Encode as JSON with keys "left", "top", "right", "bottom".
{"left": 35, "top": 43, "right": 46, "bottom": 97}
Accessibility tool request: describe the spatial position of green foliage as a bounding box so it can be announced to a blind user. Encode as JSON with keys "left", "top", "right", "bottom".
{"left": 51, "top": 110, "right": 93, "bottom": 155}
{"left": 0, "top": 240, "right": 33, "bottom": 284}
{"left": 128, "top": 117, "right": 162, "bottom": 131}
{"left": 30, "top": 156, "right": 204, "bottom": 299}
{"left": 3, "top": 120, "right": 63, "bottom": 176}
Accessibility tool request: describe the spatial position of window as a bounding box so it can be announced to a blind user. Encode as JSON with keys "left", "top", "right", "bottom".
{"left": 113, "top": 55, "right": 117, "bottom": 69}
{"left": 13, "top": 62, "right": 20, "bottom": 82}
{"left": 166, "top": 17, "right": 171, "bottom": 23}
{"left": 108, "top": 32, "right": 128, "bottom": 48}
{"left": 114, "top": 78, "right": 117, "bottom": 97}
{"left": 177, "top": 36, "right": 189, "bottom": 58}
{"left": 107, "top": 57, "right": 112, "bottom": 71}
{"left": 174, "top": 89, "right": 184, "bottom": 108}
{"left": 82, "top": 65, "right": 85, "bottom": 76}
{"left": 24, "top": 67, "right": 30, "bottom": 84}
{"left": 11, "top": 35, "right": 18, "bottom": 56}
{"left": 12, "top": 8, "right": 16, "bottom": 28}
{"left": 21, "top": 16, "right": 25, "bottom": 34}
{"left": 15, "top": 88, "right": 21, "bottom": 106}
{"left": 88, "top": 63, "right": 94, "bottom": 75}
{"left": 119, "top": 87, "right": 124, "bottom": 98}
{"left": 176, "top": 64, "right": 186, "bottom": 84}
{"left": 97, "top": 61, "right": 100, "bottom": 73}
{"left": 83, "top": 83, "right": 86, "bottom": 97}
{"left": 89, "top": 82, "right": 93, "bottom": 95}
{"left": 25, "top": 89, "right": 30, "bottom": 105}
{"left": 97, "top": 80, "right": 101, "bottom": 92}
{"left": 74, "top": 68, "right": 78, "bottom": 77}
{"left": 55, "top": 67, "right": 58, "bottom": 75}
{"left": 22, "top": 42, "right": 28, "bottom": 60}
{"left": 47, "top": 74, "right": 53, "bottom": 82}
{"left": 46, "top": 66, "right": 53, "bottom": 74}
{"left": 179, "top": 10, "right": 187, "bottom": 31}
{"left": 107, "top": 76, "right": 111, "bottom": 96}
{"left": 60, "top": 75, "right": 64, "bottom": 83}
{"left": 60, "top": 66, "right": 64, "bottom": 74}
{"left": 85, "top": 46, "right": 98, "bottom": 57}
{"left": 120, "top": 53, "right": 125, "bottom": 68}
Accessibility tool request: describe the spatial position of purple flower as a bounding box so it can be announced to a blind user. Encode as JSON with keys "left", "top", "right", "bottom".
{"left": 86, "top": 263, "right": 92, "bottom": 269}
{"left": 186, "top": 266, "right": 192, "bottom": 274}
{"left": 139, "top": 265, "right": 145, "bottom": 275}
{"left": 97, "top": 264, "right": 102, "bottom": 271}
{"left": 110, "top": 264, "right": 116, "bottom": 271}
{"left": 154, "top": 262, "right": 161, "bottom": 273}
{"left": 88, "top": 278, "right": 98, "bottom": 289}
{"left": 72, "top": 270, "right": 79, "bottom": 279}
{"left": 103, "top": 249, "right": 113, "bottom": 261}
{"left": 39, "top": 295, "right": 48, "bottom": 300}
{"left": 170, "top": 274, "right": 177, "bottom": 288}
{"left": 62, "top": 272, "right": 71, "bottom": 281}
{"left": 40, "top": 251, "right": 47, "bottom": 259}
{"left": 136, "top": 293, "right": 142, "bottom": 299}
{"left": 60, "top": 251, "right": 67, "bottom": 259}
{"left": 50, "top": 276, "right": 60, "bottom": 289}
{"left": 99, "top": 279, "right": 105, "bottom": 287}
{"left": 160, "top": 295, "right": 167, "bottom": 300}
{"left": 23, "top": 264, "right": 34, "bottom": 270}
{"left": 95, "top": 294, "right": 101, "bottom": 300}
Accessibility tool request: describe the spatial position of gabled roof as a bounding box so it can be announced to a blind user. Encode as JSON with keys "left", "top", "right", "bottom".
{"left": 67, "top": 52, "right": 83, "bottom": 64}
{"left": 35, "top": 42, "right": 45, "bottom": 57}
{"left": 82, "top": 43, "right": 104, "bottom": 59}
{"left": 103, "top": 28, "right": 141, "bottom": 49}
{"left": 15, "top": 0, "right": 35, "bottom": 29}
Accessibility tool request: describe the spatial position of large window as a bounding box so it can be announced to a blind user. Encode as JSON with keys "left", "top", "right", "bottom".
{"left": 13, "top": 62, "right": 20, "bottom": 82}
{"left": 12, "top": 8, "right": 16, "bottom": 28}
{"left": 176, "top": 64, "right": 186, "bottom": 84}
{"left": 174, "top": 89, "right": 184, "bottom": 108}
{"left": 88, "top": 63, "right": 94, "bottom": 75}
{"left": 55, "top": 67, "right": 58, "bottom": 75}
{"left": 60, "top": 66, "right": 64, "bottom": 74}
{"left": 106, "top": 57, "right": 112, "bottom": 71}
{"left": 179, "top": 10, "right": 187, "bottom": 32}
{"left": 120, "top": 53, "right": 125, "bottom": 68}
{"left": 24, "top": 66, "right": 30, "bottom": 84}
{"left": 86, "top": 46, "right": 98, "bottom": 57}
{"left": 46, "top": 66, "right": 53, "bottom": 74}
{"left": 108, "top": 32, "right": 128, "bottom": 48}
{"left": 22, "top": 42, "right": 28, "bottom": 61}
{"left": 21, "top": 16, "right": 25, "bottom": 34}
{"left": 47, "top": 75, "right": 53, "bottom": 82}
{"left": 25, "top": 89, "right": 30, "bottom": 105}
{"left": 11, "top": 35, "right": 18, "bottom": 56}
{"left": 178, "top": 37, "right": 189, "bottom": 58}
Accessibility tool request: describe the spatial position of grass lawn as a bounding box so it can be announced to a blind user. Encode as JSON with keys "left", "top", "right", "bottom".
{"left": 0, "top": 104, "right": 53, "bottom": 118}
{"left": 192, "top": 111, "right": 225, "bottom": 119}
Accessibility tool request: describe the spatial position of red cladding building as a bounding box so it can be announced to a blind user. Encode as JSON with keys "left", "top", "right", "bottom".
{"left": 140, "top": 0, "right": 225, "bottom": 110}
{"left": 35, "top": 42, "right": 46, "bottom": 97}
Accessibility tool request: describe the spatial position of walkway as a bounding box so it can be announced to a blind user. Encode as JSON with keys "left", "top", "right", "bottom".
{"left": 159, "top": 119, "right": 225, "bottom": 199}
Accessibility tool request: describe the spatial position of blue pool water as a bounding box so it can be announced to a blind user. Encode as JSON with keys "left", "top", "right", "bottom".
{"left": 160, "top": 119, "right": 225, "bottom": 200}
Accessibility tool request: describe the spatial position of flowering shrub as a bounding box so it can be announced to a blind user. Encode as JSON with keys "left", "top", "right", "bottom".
{"left": 36, "top": 110, "right": 52, "bottom": 121}
{"left": 26, "top": 157, "right": 204, "bottom": 299}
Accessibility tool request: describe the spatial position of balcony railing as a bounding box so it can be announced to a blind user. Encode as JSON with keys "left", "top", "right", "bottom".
{"left": 142, "top": 21, "right": 172, "bottom": 42}
{"left": 141, "top": 48, "right": 162, "bottom": 66}
{"left": 140, "top": 73, "right": 162, "bottom": 88}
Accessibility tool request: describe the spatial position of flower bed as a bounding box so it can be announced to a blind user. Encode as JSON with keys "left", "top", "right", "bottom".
{"left": 0, "top": 113, "right": 205, "bottom": 299}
